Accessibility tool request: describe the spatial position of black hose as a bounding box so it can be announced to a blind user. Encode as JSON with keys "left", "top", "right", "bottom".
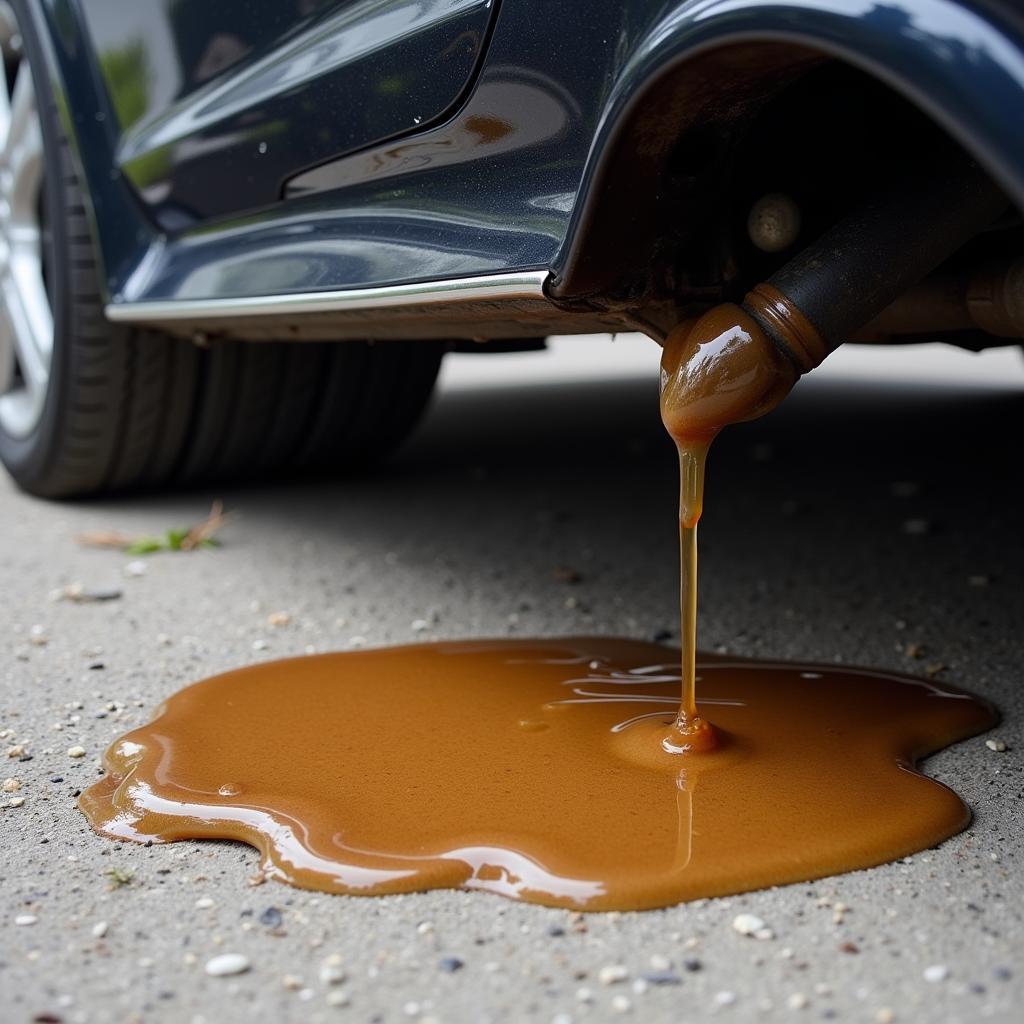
{"left": 760, "top": 156, "right": 1008, "bottom": 353}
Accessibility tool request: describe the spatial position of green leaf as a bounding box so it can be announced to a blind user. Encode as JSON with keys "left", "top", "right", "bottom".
{"left": 165, "top": 528, "right": 190, "bottom": 551}
{"left": 124, "top": 537, "right": 164, "bottom": 555}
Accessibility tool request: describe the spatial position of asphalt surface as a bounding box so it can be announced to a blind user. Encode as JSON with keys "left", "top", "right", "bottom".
{"left": 1, "top": 338, "right": 1021, "bottom": 1024}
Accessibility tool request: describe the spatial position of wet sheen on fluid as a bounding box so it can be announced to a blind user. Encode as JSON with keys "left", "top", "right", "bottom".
{"left": 80, "top": 638, "right": 994, "bottom": 910}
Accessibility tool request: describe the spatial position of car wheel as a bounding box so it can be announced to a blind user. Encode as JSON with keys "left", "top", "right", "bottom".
{"left": 0, "top": 0, "right": 442, "bottom": 498}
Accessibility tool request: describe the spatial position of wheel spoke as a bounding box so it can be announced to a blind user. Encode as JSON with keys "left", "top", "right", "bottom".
{"left": 2, "top": 63, "right": 37, "bottom": 178}
{"left": 0, "top": 2, "right": 15, "bottom": 144}
{"left": 0, "top": 267, "right": 48, "bottom": 437}
{"left": 7, "top": 111, "right": 41, "bottom": 229}
{"left": 0, "top": 258, "right": 50, "bottom": 392}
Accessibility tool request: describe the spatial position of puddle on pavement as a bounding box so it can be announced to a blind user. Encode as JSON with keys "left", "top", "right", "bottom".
{"left": 80, "top": 638, "right": 993, "bottom": 910}
{"left": 80, "top": 309, "right": 997, "bottom": 910}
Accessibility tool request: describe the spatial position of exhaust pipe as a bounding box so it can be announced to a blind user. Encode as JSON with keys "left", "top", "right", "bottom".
{"left": 855, "top": 258, "right": 1024, "bottom": 343}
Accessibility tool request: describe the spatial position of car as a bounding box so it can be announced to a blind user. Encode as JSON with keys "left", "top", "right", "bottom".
{"left": 0, "top": 0, "right": 1021, "bottom": 497}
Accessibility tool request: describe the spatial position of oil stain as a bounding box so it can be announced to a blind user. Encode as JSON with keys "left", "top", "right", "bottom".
{"left": 81, "top": 638, "right": 994, "bottom": 910}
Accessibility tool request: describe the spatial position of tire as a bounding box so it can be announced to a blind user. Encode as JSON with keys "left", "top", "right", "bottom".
{"left": 0, "top": 3, "right": 442, "bottom": 499}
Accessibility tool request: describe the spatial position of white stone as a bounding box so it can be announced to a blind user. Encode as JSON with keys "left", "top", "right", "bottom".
{"left": 319, "top": 960, "right": 346, "bottom": 986}
{"left": 923, "top": 964, "right": 949, "bottom": 983}
{"left": 732, "top": 913, "right": 770, "bottom": 937}
{"left": 204, "top": 953, "right": 251, "bottom": 977}
{"left": 599, "top": 964, "right": 629, "bottom": 985}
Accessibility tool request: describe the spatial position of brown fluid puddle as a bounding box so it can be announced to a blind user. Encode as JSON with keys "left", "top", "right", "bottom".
{"left": 81, "top": 638, "right": 994, "bottom": 910}
{"left": 81, "top": 310, "right": 997, "bottom": 909}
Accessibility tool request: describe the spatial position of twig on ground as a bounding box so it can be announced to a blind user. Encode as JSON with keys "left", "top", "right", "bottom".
{"left": 75, "top": 501, "right": 229, "bottom": 555}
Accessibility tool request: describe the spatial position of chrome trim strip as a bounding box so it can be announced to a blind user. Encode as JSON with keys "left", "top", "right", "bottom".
{"left": 104, "top": 271, "right": 551, "bottom": 323}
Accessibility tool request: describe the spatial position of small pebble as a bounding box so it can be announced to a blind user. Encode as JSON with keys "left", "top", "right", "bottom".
{"left": 985, "top": 738, "right": 1008, "bottom": 752}
{"left": 714, "top": 991, "right": 737, "bottom": 1006}
{"left": 683, "top": 957, "right": 702, "bottom": 972}
{"left": 67, "top": 746, "right": 86, "bottom": 758}
{"left": 7, "top": 796, "right": 24, "bottom": 807}
{"left": 124, "top": 560, "right": 147, "bottom": 577}
{"left": 258, "top": 906, "right": 282, "bottom": 928}
{"left": 205, "top": 953, "right": 251, "bottom": 977}
{"left": 326, "top": 990, "right": 351, "bottom": 1007}
{"left": 787, "top": 993, "right": 809, "bottom": 1010}
{"left": 319, "top": 955, "right": 346, "bottom": 985}
{"left": 411, "top": 619, "right": 429, "bottom": 633}
{"left": 194, "top": 897, "right": 214, "bottom": 910}
{"left": 267, "top": 612, "right": 291, "bottom": 627}
{"left": 642, "top": 971, "right": 681, "bottom": 986}
{"left": 732, "top": 913, "right": 773, "bottom": 939}
{"left": 611, "top": 995, "right": 631, "bottom": 1013}
{"left": 2, "top": 777, "right": 21, "bottom": 792}
{"left": 599, "top": 965, "right": 629, "bottom": 985}
{"left": 15, "top": 914, "right": 37, "bottom": 926}
{"left": 438, "top": 957, "right": 464, "bottom": 973}
{"left": 923, "top": 964, "right": 949, "bottom": 983}
{"left": 91, "top": 921, "right": 108, "bottom": 938}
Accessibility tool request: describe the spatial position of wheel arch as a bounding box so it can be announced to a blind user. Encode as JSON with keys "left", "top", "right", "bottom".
{"left": 549, "top": 0, "right": 1024, "bottom": 303}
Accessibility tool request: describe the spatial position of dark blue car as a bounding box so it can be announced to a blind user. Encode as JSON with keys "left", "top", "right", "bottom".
{"left": 0, "top": 0, "right": 1020, "bottom": 495}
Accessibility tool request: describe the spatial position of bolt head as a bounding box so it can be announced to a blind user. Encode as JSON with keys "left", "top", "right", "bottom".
{"left": 747, "top": 192, "right": 802, "bottom": 253}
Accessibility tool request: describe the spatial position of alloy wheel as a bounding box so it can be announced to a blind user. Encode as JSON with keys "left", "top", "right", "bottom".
{"left": 0, "top": 1, "right": 52, "bottom": 440}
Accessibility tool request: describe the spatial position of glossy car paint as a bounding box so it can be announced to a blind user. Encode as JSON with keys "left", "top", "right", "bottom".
{"left": 81, "top": 0, "right": 497, "bottom": 225}
{"left": 32, "top": 0, "right": 1024, "bottom": 311}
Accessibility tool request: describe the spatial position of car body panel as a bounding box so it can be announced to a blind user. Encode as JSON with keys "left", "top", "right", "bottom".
{"left": 33, "top": 0, "right": 1024, "bottom": 320}
{"left": 80, "top": 0, "right": 498, "bottom": 226}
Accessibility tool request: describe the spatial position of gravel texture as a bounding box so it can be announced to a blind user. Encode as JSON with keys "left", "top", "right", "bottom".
{"left": 0, "top": 339, "right": 1021, "bottom": 1023}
